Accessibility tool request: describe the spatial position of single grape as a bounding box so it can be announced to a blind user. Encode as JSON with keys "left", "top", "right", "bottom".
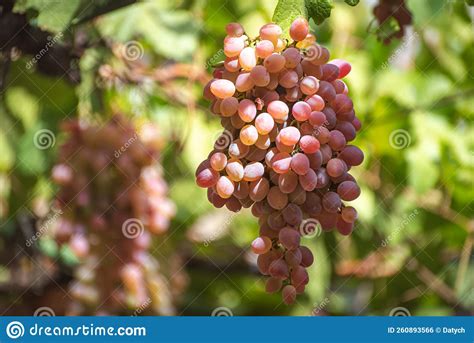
{"left": 249, "top": 177, "right": 270, "bottom": 202}
{"left": 299, "top": 246, "right": 314, "bottom": 267}
{"left": 271, "top": 152, "right": 292, "bottom": 174}
{"left": 282, "top": 284, "right": 296, "bottom": 305}
{"left": 326, "top": 158, "right": 348, "bottom": 178}
{"left": 279, "top": 227, "right": 301, "bottom": 250}
{"left": 264, "top": 54, "right": 286, "bottom": 73}
{"left": 240, "top": 124, "right": 259, "bottom": 145}
{"left": 210, "top": 79, "right": 236, "bottom": 99}
{"left": 225, "top": 159, "right": 244, "bottom": 181}
{"left": 322, "top": 191, "right": 341, "bottom": 213}
{"left": 210, "top": 152, "right": 227, "bottom": 171}
{"left": 290, "top": 18, "right": 309, "bottom": 42}
{"left": 196, "top": 166, "right": 219, "bottom": 188}
{"left": 239, "top": 47, "right": 257, "bottom": 71}
{"left": 282, "top": 47, "right": 302, "bottom": 68}
{"left": 255, "top": 112, "right": 275, "bottom": 135}
{"left": 267, "top": 186, "right": 289, "bottom": 210}
{"left": 225, "top": 23, "right": 244, "bottom": 37}
{"left": 328, "top": 130, "right": 346, "bottom": 151}
{"left": 299, "top": 169, "right": 317, "bottom": 191}
{"left": 251, "top": 236, "right": 272, "bottom": 254}
{"left": 338, "top": 145, "right": 364, "bottom": 166}
{"left": 267, "top": 100, "right": 289, "bottom": 120}
{"left": 243, "top": 162, "right": 265, "bottom": 181}
{"left": 220, "top": 97, "right": 239, "bottom": 117}
{"left": 337, "top": 181, "right": 361, "bottom": 201}
{"left": 238, "top": 99, "right": 257, "bottom": 122}
{"left": 256, "top": 40, "right": 274, "bottom": 58}
{"left": 224, "top": 36, "right": 245, "bottom": 57}
{"left": 278, "top": 171, "right": 299, "bottom": 194}
{"left": 292, "top": 101, "right": 312, "bottom": 121}
{"left": 299, "top": 135, "right": 320, "bottom": 154}
{"left": 282, "top": 203, "right": 303, "bottom": 226}
{"left": 235, "top": 72, "right": 254, "bottom": 92}
{"left": 250, "top": 65, "right": 270, "bottom": 87}
{"left": 341, "top": 206, "right": 358, "bottom": 223}
{"left": 216, "top": 176, "right": 235, "bottom": 199}
{"left": 328, "top": 59, "right": 351, "bottom": 78}
{"left": 290, "top": 153, "right": 310, "bottom": 175}
{"left": 265, "top": 277, "right": 283, "bottom": 293}
{"left": 300, "top": 76, "right": 319, "bottom": 96}
{"left": 278, "top": 127, "right": 301, "bottom": 146}
{"left": 259, "top": 24, "right": 282, "bottom": 44}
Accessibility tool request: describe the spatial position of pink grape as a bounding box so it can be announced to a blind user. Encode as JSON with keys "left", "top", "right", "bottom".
{"left": 290, "top": 153, "right": 310, "bottom": 175}
{"left": 256, "top": 40, "right": 274, "bottom": 58}
{"left": 238, "top": 99, "right": 257, "bottom": 122}
{"left": 239, "top": 47, "right": 257, "bottom": 71}
{"left": 225, "top": 22, "right": 244, "bottom": 37}
{"left": 299, "top": 135, "right": 320, "bottom": 154}
{"left": 290, "top": 18, "right": 309, "bottom": 41}
{"left": 264, "top": 54, "right": 286, "bottom": 73}
{"left": 300, "top": 76, "right": 319, "bottom": 95}
{"left": 267, "top": 100, "right": 289, "bottom": 120}
{"left": 329, "top": 59, "right": 351, "bottom": 78}
{"left": 210, "top": 79, "right": 235, "bottom": 99}
{"left": 216, "top": 176, "right": 235, "bottom": 199}
{"left": 278, "top": 127, "right": 301, "bottom": 146}
{"left": 251, "top": 236, "right": 272, "bottom": 254}
{"left": 255, "top": 112, "right": 275, "bottom": 135}
{"left": 292, "top": 101, "right": 311, "bottom": 121}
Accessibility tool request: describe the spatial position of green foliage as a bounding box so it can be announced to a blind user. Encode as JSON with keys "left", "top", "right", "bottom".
{"left": 272, "top": 0, "right": 334, "bottom": 33}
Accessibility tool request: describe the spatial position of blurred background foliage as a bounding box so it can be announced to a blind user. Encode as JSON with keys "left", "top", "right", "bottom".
{"left": 0, "top": 0, "right": 473, "bottom": 315}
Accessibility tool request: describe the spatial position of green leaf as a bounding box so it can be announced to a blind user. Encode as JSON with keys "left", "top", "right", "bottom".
{"left": 97, "top": 1, "right": 199, "bottom": 61}
{"left": 466, "top": 0, "right": 474, "bottom": 6}
{"left": 344, "top": 0, "right": 359, "bottom": 6}
{"left": 13, "top": 0, "right": 82, "bottom": 33}
{"left": 272, "top": 0, "right": 307, "bottom": 38}
{"left": 305, "top": 0, "right": 333, "bottom": 24}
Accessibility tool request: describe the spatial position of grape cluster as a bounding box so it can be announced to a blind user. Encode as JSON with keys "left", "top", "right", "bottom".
{"left": 196, "top": 19, "right": 364, "bottom": 304}
{"left": 51, "top": 115, "right": 176, "bottom": 314}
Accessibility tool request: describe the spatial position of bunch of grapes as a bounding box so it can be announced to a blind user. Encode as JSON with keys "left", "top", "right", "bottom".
{"left": 196, "top": 19, "right": 364, "bottom": 304}
{"left": 51, "top": 115, "right": 176, "bottom": 315}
